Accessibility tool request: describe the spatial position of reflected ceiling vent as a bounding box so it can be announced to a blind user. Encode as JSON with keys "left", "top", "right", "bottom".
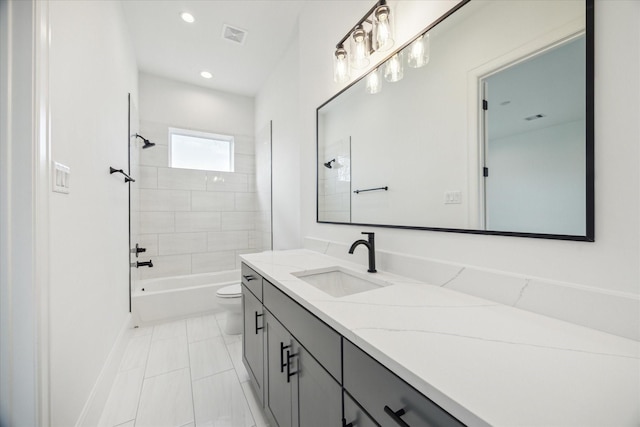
{"left": 222, "top": 24, "right": 247, "bottom": 45}
{"left": 524, "top": 113, "right": 546, "bottom": 121}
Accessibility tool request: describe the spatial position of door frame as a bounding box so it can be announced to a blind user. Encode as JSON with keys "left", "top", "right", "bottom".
{"left": 0, "top": 0, "right": 51, "bottom": 425}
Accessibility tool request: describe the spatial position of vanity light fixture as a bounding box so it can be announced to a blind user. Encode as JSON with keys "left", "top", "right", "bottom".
{"left": 334, "top": 47, "right": 350, "bottom": 83}
{"left": 332, "top": 0, "right": 394, "bottom": 83}
{"left": 366, "top": 68, "right": 382, "bottom": 94}
{"left": 407, "top": 33, "right": 430, "bottom": 68}
{"left": 384, "top": 52, "right": 404, "bottom": 82}
{"left": 351, "top": 25, "right": 370, "bottom": 69}
{"left": 373, "top": 3, "right": 393, "bottom": 52}
{"left": 180, "top": 12, "right": 195, "bottom": 23}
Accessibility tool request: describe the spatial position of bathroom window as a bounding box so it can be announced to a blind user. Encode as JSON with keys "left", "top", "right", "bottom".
{"left": 169, "top": 127, "right": 234, "bottom": 172}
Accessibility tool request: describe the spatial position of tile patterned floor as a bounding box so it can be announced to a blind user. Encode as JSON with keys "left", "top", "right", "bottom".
{"left": 98, "top": 313, "right": 269, "bottom": 427}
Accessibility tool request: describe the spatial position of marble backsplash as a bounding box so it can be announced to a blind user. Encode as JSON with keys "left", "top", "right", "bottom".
{"left": 303, "top": 237, "right": 640, "bottom": 341}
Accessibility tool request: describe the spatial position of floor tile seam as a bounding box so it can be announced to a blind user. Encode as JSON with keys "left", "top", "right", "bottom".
{"left": 219, "top": 335, "right": 258, "bottom": 426}
{"left": 144, "top": 364, "right": 192, "bottom": 381}
{"left": 151, "top": 321, "right": 188, "bottom": 342}
{"left": 150, "top": 334, "right": 189, "bottom": 344}
{"left": 112, "top": 418, "right": 135, "bottom": 427}
{"left": 186, "top": 328, "right": 198, "bottom": 427}
{"left": 238, "top": 382, "right": 261, "bottom": 427}
{"left": 187, "top": 334, "right": 224, "bottom": 345}
{"left": 191, "top": 366, "right": 237, "bottom": 384}
{"left": 132, "top": 331, "right": 154, "bottom": 425}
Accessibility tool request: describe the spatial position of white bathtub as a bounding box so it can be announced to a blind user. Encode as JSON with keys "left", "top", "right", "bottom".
{"left": 132, "top": 270, "right": 240, "bottom": 325}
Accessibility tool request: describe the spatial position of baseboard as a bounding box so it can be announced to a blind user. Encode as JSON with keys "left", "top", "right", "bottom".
{"left": 75, "top": 314, "right": 134, "bottom": 427}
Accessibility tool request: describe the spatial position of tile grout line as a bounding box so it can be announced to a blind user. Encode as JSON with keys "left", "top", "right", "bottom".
{"left": 185, "top": 319, "right": 198, "bottom": 427}
{"left": 130, "top": 325, "right": 154, "bottom": 427}
{"left": 218, "top": 319, "right": 260, "bottom": 427}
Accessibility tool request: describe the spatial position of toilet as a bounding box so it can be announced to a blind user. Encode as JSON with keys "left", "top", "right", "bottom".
{"left": 216, "top": 283, "right": 242, "bottom": 335}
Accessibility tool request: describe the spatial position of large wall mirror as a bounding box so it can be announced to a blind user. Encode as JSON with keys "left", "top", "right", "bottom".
{"left": 317, "top": 0, "right": 594, "bottom": 241}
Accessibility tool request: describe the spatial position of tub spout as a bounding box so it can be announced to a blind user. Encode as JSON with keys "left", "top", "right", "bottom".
{"left": 134, "top": 260, "right": 153, "bottom": 268}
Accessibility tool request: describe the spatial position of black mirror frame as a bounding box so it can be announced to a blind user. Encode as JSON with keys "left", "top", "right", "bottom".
{"left": 316, "top": 0, "right": 594, "bottom": 242}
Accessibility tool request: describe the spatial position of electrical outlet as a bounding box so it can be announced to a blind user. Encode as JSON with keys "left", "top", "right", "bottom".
{"left": 444, "top": 191, "right": 462, "bottom": 204}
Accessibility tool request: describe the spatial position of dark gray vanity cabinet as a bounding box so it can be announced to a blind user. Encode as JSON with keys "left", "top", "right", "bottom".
{"left": 263, "top": 280, "right": 342, "bottom": 427}
{"left": 265, "top": 311, "right": 297, "bottom": 427}
{"left": 344, "top": 391, "right": 378, "bottom": 427}
{"left": 297, "top": 342, "right": 342, "bottom": 427}
{"left": 242, "top": 284, "right": 264, "bottom": 405}
{"left": 343, "top": 340, "right": 465, "bottom": 427}
{"left": 241, "top": 262, "right": 464, "bottom": 427}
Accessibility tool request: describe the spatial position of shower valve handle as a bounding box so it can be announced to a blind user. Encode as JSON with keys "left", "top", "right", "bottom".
{"left": 132, "top": 244, "right": 146, "bottom": 258}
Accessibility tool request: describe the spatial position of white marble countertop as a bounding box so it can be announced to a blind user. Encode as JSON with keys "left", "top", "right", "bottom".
{"left": 241, "top": 249, "right": 640, "bottom": 427}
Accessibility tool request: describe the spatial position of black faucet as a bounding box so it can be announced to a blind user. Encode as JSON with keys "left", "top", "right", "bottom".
{"left": 134, "top": 260, "right": 153, "bottom": 268}
{"left": 348, "top": 232, "right": 377, "bottom": 273}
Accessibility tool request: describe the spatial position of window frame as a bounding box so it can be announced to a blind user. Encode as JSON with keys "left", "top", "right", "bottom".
{"left": 168, "top": 127, "right": 235, "bottom": 172}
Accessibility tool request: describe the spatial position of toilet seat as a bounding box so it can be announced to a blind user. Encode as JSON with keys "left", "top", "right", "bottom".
{"left": 216, "top": 283, "right": 241, "bottom": 299}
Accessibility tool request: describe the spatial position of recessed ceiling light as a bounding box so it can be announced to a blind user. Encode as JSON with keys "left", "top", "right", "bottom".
{"left": 200, "top": 71, "right": 213, "bottom": 79}
{"left": 181, "top": 12, "right": 195, "bottom": 23}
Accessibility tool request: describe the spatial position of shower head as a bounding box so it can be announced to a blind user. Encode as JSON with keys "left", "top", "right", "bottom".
{"left": 324, "top": 159, "right": 336, "bottom": 169}
{"left": 135, "top": 133, "right": 156, "bottom": 149}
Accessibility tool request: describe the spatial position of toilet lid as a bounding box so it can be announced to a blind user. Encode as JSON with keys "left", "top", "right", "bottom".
{"left": 217, "top": 283, "right": 242, "bottom": 298}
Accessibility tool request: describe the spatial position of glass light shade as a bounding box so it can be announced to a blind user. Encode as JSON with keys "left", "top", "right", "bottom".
{"left": 333, "top": 47, "right": 350, "bottom": 83}
{"left": 407, "top": 34, "right": 430, "bottom": 68}
{"left": 350, "top": 25, "right": 370, "bottom": 69}
{"left": 373, "top": 5, "right": 394, "bottom": 52}
{"left": 384, "top": 52, "right": 404, "bottom": 82}
{"left": 366, "top": 69, "right": 382, "bottom": 94}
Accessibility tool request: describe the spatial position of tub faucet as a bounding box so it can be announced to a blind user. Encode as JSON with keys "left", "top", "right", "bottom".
{"left": 134, "top": 260, "right": 153, "bottom": 268}
{"left": 348, "top": 232, "right": 377, "bottom": 273}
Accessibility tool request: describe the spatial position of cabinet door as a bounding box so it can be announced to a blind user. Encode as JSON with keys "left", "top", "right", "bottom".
{"left": 265, "top": 311, "right": 296, "bottom": 427}
{"left": 344, "top": 391, "right": 378, "bottom": 427}
{"left": 297, "top": 342, "right": 342, "bottom": 427}
{"left": 242, "top": 285, "right": 264, "bottom": 405}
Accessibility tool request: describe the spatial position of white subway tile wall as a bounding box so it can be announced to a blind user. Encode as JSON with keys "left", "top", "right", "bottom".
{"left": 134, "top": 120, "right": 267, "bottom": 279}
{"left": 318, "top": 137, "right": 351, "bottom": 222}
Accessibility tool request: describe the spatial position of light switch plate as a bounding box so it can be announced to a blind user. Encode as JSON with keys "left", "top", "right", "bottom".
{"left": 444, "top": 190, "right": 462, "bottom": 204}
{"left": 53, "top": 162, "right": 70, "bottom": 194}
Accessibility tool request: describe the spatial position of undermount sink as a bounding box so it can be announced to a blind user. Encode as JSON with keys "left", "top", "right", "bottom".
{"left": 292, "top": 267, "right": 390, "bottom": 297}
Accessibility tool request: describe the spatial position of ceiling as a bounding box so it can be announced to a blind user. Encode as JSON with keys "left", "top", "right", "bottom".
{"left": 121, "top": 0, "right": 306, "bottom": 97}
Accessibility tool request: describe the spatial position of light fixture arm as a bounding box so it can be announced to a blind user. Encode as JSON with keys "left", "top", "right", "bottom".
{"left": 335, "top": 0, "right": 387, "bottom": 49}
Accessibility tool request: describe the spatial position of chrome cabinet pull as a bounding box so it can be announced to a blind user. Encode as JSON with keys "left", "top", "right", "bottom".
{"left": 243, "top": 274, "right": 256, "bottom": 281}
{"left": 384, "top": 405, "right": 410, "bottom": 427}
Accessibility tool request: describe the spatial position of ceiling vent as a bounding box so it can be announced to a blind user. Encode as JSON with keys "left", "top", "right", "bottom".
{"left": 222, "top": 24, "right": 247, "bottom": 45}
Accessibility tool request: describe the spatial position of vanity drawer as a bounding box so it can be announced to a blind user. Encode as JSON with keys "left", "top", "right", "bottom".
{"left": 241, "top": 263, "right": 263, "bottom": 301}
{"left": 262, "top": 279, "right": 342, "bottom": 382}
{"left": 343, "top": 340, "right": 465, "bottom": 427}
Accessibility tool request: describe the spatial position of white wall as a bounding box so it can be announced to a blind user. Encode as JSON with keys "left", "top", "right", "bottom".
{"left": 48, "top": 1, "right": 138, "bottom": 425}
{"left": 135, "top": 73, "right": 259, "bottom": 279}
{"left": 256, "top": 34, "right": 302, "bottom": 250}
{"left": 256, "top": 0, "right": 640, "bottom": 298}
{"left": 487, "top": 120, "right": 586, "bottom": 235}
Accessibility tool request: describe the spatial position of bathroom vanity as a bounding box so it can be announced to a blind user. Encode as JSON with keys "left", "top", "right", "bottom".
{"left": 240, "top": 250, "right": 639, "bottom": 426}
